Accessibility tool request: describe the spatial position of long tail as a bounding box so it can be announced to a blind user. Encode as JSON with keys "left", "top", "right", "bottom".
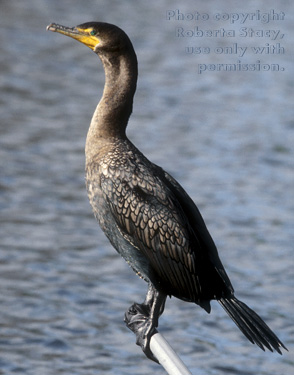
{"left": 218, "top": 297, "right": 287, "bottom": 354}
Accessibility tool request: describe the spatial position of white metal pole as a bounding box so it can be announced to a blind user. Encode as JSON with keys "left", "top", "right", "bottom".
{"left": 150, "top": 332, "right": 192, "bottom": 375}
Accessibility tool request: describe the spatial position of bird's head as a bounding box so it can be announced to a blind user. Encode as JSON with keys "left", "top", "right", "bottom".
{"left": 47, "top": 22, "right": 130, "bottom": 54}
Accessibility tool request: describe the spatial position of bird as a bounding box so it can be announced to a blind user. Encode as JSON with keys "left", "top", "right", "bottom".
{"left": 47, "top": 21, "right": 287, "bottom": 362}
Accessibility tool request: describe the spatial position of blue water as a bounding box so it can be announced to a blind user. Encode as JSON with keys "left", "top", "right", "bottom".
{"left": 0, "top": 0, "right": 293, "bottom": 374}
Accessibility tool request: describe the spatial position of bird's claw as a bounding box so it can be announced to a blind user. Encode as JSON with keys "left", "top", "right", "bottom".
{"left": 124, "top": 303, "right": 159, "bottom": 363}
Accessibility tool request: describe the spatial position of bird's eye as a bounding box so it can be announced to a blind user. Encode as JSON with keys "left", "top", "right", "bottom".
{"left": 90, "top": 30, "right": 96, "bottom": 36}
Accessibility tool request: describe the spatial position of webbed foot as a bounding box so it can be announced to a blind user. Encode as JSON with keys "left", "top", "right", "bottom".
{"left": 124, "top": 284, "right": 167, "bottom": 363}
{"left": 124, "top": 302, "right": 159, "bottom": 363}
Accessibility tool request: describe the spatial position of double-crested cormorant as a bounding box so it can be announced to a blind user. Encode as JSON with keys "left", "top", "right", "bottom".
{"left": 47, "top": 22, "right": 287, "bottom": 362}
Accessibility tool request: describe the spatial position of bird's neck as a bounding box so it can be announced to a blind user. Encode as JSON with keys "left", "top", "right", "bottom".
{"left": 86, "top": 47, "right": 138, "bottom": 154}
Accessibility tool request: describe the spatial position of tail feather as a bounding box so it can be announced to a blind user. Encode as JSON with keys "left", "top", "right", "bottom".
{"left": 218, "top": 297, "right": 287, "bottom": 354}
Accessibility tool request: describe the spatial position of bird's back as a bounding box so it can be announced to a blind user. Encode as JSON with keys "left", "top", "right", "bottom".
{"left": 86, "top": 137, "right": 234, "bottom": 311}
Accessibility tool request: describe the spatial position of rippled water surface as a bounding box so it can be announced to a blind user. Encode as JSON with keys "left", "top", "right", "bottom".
{"left": 0, "top": 0, "right": 293, "bottom": 374}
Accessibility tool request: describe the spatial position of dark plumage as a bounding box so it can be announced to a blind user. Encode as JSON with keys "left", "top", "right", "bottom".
{"left": 47, "top": 21, "right": 287, "bottom": 361}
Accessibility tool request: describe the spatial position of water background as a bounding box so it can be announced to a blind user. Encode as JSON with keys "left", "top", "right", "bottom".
{"left": 0, "top": 0, "right": 293, "bottom": 374}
